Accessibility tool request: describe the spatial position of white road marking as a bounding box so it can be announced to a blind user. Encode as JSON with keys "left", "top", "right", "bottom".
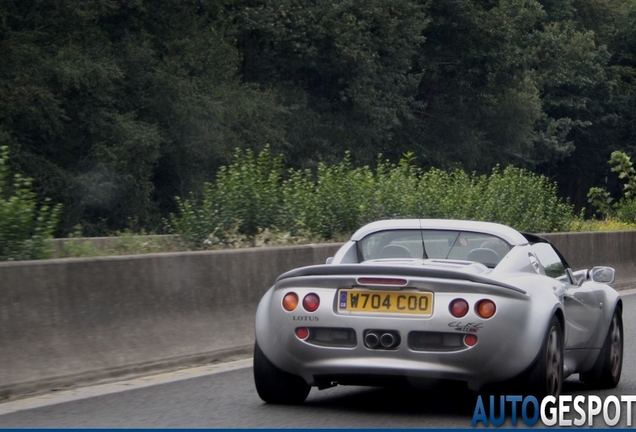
{"left": 0, "top": 357, "right": 253, "bottom": 416}
{"left": 620, "top": 287, "right": 636, "bottom": 296}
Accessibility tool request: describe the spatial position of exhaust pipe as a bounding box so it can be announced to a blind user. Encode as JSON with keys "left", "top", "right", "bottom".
{"left": 365, "top": 330, "right": 400, "bottom": 349}
{"left": 365, "top": 332, "right": 379, "bottom": 348}
{"left": 380, "top": 333, "right": 395, "bottom": 348}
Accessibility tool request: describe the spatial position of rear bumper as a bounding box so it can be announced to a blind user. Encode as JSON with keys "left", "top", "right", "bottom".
{"left": 256, "top": 282, "right": 549, "bottom": 391}
{"left": 262, "top": 335, "right": 530, "bottom": 391}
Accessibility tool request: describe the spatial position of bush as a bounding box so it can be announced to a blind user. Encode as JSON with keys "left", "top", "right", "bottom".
{"left": 171, "top": 148, "right": 579, "bottom": 248}
{"left": 0, "top": 146, "right": 61, "bottom": 260}
{"left": 170, "top": 145, "right": 287, "bottom": 248}
{"left": 587, "top": 151, "right": 636, "bottom": 223}
{"left": 473, "top": 166, "right": 574, "bottom": 233}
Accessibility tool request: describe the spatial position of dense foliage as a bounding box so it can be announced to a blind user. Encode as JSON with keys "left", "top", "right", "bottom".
{"left": 2, "top": 0, "right": 636, "bottom": 236}
{"left": 0, "top": 145, "right": 60, "bottom": 260}
{"left": 588, "top": 150, "right": 636, "bottom": 221}
{"left": 171, "top": 147, "right": 576, "bottom": 248}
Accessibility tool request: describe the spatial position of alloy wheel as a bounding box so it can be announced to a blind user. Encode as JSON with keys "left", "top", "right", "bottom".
{"left": 546, "top": 326, "right": 563, "bottom": 396}
{"left": 609, "top": 314, "right": 623, "bottom": 378}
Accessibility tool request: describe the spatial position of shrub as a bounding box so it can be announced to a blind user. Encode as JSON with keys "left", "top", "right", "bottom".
{"left": 171, "top": 148, "right": 578, "bottom": 247}
{"left": 170, "top": 145, "right": 286, "bottom": 248}
{"left": 587, "top": 151, "right": 636, "bottom": 223}
{"left": 0, "top": 146, "right": 61, "bottom": 260}
{"left": 299, "top": 155, "right": 375, "bottom": 238}
{"left": 473, "top": 166, "right": 574, "bottom": 233}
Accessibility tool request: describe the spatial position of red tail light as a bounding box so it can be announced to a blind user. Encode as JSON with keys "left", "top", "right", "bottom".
{"left": 464, "top": 334, "right": 478, "bottom": 347}
{"left": 476, "top": 299, "right": 496, "bottom": 319}
{"left": 295, "top": 327, "right": 309, "bottom": 340}
{"left": 303, "top": 293, "right": 320, "bottom": 312}
{"left": 282, "top": 292, "right": 299, "bottom": 311}
{"left": 449, "top": 298, "right": 469, "bottom": 318}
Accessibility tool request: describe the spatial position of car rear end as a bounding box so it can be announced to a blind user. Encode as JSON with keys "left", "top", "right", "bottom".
{"left": 255, "top": 263, "right": 545, "bottom": 392}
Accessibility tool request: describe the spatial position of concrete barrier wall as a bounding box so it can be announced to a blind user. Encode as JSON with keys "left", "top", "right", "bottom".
{"left": 543, "top": 231, "right": 636, "bottom": 288}
{"left": 0, "top": 231, "right": 635, "bottom": 399}
{"left": 0, "top": 244, "right": 341, "bottom": 398}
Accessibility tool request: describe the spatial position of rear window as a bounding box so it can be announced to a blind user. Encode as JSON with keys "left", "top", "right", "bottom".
{"left": 358, "top": 229, "right": 510, "bottom": 267}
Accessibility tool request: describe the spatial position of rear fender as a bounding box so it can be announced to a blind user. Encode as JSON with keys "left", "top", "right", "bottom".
{"left": 591, "top": 289, "right": 622, "bottom": 349}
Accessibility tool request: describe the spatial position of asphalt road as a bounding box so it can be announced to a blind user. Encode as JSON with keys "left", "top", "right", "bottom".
{"left": 1, "top": 291, "right": 635, "bottom": 428}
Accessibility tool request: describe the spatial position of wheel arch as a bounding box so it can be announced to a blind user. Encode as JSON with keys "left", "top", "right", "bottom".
{"left": 615, "top": 298, "right": 623, "bottom": 315}
{"left": 593, "top": 290, "right": 623, "bottom": 349}
{"left": 554, "top": 307, "right": 565, "bottom": 339}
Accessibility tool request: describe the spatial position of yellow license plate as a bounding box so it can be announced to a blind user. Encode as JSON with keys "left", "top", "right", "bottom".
{"left": 338, "top": 290, "right": 433, "bottom": 315}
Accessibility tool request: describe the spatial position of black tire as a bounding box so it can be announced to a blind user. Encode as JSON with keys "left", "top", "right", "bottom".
{"left": 524, "top": 315, "right": 564, "bottom": 398}
{"left": 580, "top": 309, "right": 623, "bottom": 389}
{"left": 253, "top": 342, "right": 311, "bottom": 404}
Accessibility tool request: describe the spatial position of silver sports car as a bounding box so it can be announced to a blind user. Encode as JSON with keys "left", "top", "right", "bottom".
{"left": 253, "top": 219, "right": 623, "bottom": 404}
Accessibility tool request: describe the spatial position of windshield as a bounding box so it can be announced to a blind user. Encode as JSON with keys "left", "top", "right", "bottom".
{"left": 358, "top": 229, "right": 511, "bottom": 267}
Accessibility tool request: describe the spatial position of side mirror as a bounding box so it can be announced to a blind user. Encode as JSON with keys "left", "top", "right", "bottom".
{"left": 326, "top": 257, "right": 333, "bottom": 264}
{"left": 591, "top": 266, "right": 615, "bottom": 284}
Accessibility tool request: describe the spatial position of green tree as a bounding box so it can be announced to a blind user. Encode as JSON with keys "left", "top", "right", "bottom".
{"left": 411, "top": 0, "right": 548, "bottom": 170}
{"left": 545, "top": 1, "right": 636, "bottom": 210}
{"left": 228, "top": 0, "right": 429, "bottom": 166}
{"left": 1, "top": 0, "right": 634, "bottom": 234}
{"left": 588, "top": 151, "right": 636, "bottom": 222}
{"left": 0, "top": 0, "right": 163, "bottom": 234}
{"left": 608, "top": 4, "right": 636, "bottom": 160}
{"left": 0, "top": 0, "right": 289, "bottom": 235}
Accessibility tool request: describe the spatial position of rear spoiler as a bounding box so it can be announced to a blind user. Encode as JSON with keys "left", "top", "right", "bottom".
{"left": 276, "top": 264, "right": 527, "bottom": 295}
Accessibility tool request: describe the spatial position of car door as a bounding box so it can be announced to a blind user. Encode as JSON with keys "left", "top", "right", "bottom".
{"left": 531, "top": 242, "right": 602, "bottom": 350}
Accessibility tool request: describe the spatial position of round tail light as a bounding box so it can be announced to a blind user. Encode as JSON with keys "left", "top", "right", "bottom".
{"left": 295, "top": 327, "right": 309, "bottom": 340}
{"left": 476, "top": 299, "right": 496, "bottom": 318}
{"left": 449, "top": 298, "right": 469, "bottom": 318}
{"left": 282, "top": 292, "right": 299, "bottom": 311}
{"left": 303, "top": 293, "right": 320, "bottom": 312}
{"left": 464, "top": 334, "right": 478, "bottom": 347}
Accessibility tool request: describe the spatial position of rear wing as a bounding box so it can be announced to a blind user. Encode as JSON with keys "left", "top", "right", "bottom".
{"left": 276, "top": 264, "right": 527, "bottom": 295}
